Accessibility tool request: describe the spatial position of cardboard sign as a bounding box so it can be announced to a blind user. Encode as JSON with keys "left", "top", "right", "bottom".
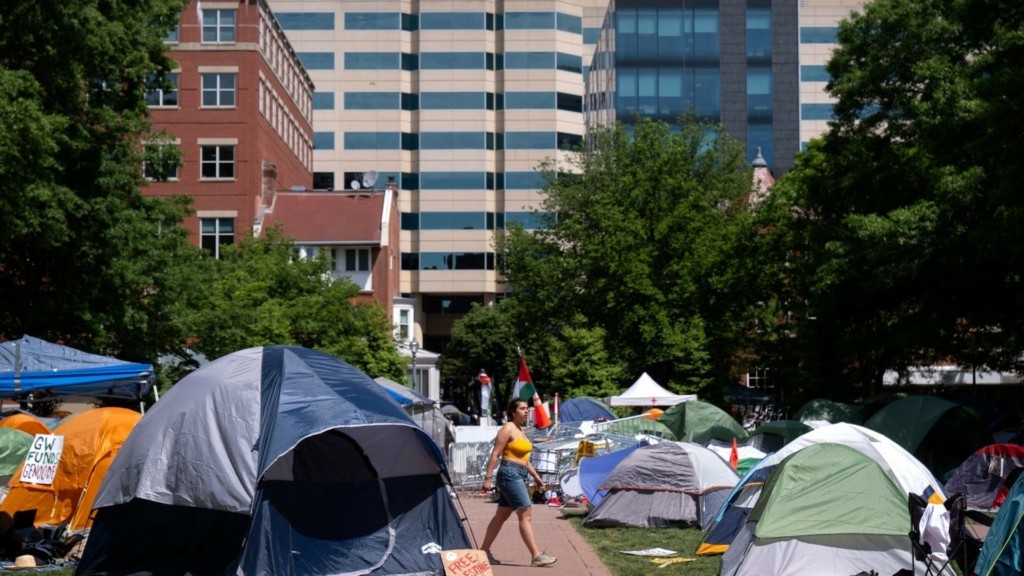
{"left": 441, "top": 549, "right": 493, "bottom": 576}
{"left": 20, "top": 434, "right": 64, "bottom": 485}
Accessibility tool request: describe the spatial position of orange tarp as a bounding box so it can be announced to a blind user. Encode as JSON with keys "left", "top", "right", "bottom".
{"left": 0, "top": 414, "right": 52, "bottom": 436}
{"left": 1, "top": 407, "right": 140, "bottom": 532}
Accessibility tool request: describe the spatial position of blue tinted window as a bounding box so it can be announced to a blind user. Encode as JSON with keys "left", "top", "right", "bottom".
{"left": 420, "top": 132, "right": 486, "bottom": 149}
{"left": 402, "top": 133, "right": 418, "bottom": 150}
{"left": 747, "top": 8, "right": 771, "bottom": 60}
{"left": 345, "top": 92, "right": 399, "bottom": 109}
{"left": 401, "top": 172, "right": 418, "bottom": 190}
{"left": 506, "top": 172, "right": 544, "bottom": 189}
{"left": 401, "top": 212, "right": 419, "bottom": 230}
{"left": 298, "top": 52, "right": 334, "bottom": 70}
{"left": 505, "top": 12, "right": 555, "bottom": 29}
{"left": 401, "top": 253, "right": 419, "bottom": 270}
{"left": 401, "top": 53, "right": 418, "bottom": 71}
{"left": 402, "top": 13, "right": 418, "bottom": 31}
{"left": 346, "top": 13, "right": 401, "bottom": 30}
{"left": 345, "top": 52, "right": 400, "bottom": 70}
{"left": 557, "top": 53, "right": 583, "bottom": 73}
{"left": 557, "top": 13, "right": 582, "bottom": 34}
{"left": 420, "top": 52, "right": 485, "bottom": 69}
{"left": 583, "top": 27, "right": 601, "bottom": 44}
{"left": 276, "top": 12, "right": 334, "bottom": 30}
{"left": 748, "top": 67, "right": 772, "bottom": 121}
{"left": 506, "top": 132, "right": 554, "bottom": 149}
{"left": 694, "top": 9, "right": 720, "bottom": 60}
{"left": 313, "top": 132, "right": 335, "bottom": 150}
{"left": 420, "top": 212, "right": 487, "bottom": 230}
{"left": 402, "top": 93, "right": 418, "bottom": 110}
{"left": 801, "top": 103, "right": 834, "bottom": 120}
{"left": 801, "top": 65, "right": 830, "bottom": 82}
{"left": 313, "top": 92, "right": 335, "bottom": 110}
{"left": 418, "top": 253, "right": 494, "bottom": 270}
{"left": 506, "top": 52, "right": 554, "bottom": 69}
{"left": 694, "top": 68, "right": 721, "bottom": 118}
{"left": 420, "top": 172, "right": 486, "bottom": 189}
{"left": 420, "top": 12, "right": 485, "bottom": 29}
{"left": 421, "top": 92, "right": 485, "bottom": 109}
{"left": 505, "top": 92, "right": 556, "bottom": 109}
{"left": 801, "top": 27, "right": 838, "bottom": 43}
{"left": 344, "top": 132, "right": 400, "bottom": 150}
{"left": 506, "top": 211, "right": 552, "bottom": 229}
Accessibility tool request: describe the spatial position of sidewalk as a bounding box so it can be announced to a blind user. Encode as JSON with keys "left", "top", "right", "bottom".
{"left": 453, "top": 491, "right": 612, "bottom": 576}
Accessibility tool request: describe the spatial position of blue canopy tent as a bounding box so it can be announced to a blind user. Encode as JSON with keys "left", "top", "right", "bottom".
{"left": 0, "top": 335, "right": 154, "bottom": 401}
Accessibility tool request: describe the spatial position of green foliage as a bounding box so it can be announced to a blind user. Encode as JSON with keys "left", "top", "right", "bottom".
{"left": 776, "top": 0, "right": 1024, "bottom": 396}
{"left": 179, "top": 228, "right": 406, "bottom": 380}
{"left": 490, "top": 116, "right": 765, "bottom": 397}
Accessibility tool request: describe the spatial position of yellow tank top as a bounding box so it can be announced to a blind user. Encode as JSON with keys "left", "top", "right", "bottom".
{"left": 502, "top": 437, "right": 532, "bottom": 460}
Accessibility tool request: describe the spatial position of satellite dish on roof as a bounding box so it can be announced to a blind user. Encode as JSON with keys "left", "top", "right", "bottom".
{"left": 349, "top": 179, "right": 361, "bottom": 190}
{"left": 362, "top": 170, "right": 378, "bottom": 189}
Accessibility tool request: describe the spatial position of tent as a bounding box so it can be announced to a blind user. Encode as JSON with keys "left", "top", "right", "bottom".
{"left": 0, "top": 413, "right": 52, "bottom": 436}
{"left": 0, "top": 428, "right": 33, "bottom": 483}
{"left": 721, "top": 442, "right": 936, "bottom": 576}
{"left": 597, "top": 415, "right": 676, "bottom": 440}
{"left": 1, "top": 407, "right": 140, "bottom": 533}
{"left": 0, "top": 335, "right": 154, "bottom": 400}
{"left": 973, "top": 470, "right": 1024, "bottom": 576}
{"left": 374, "top": 376, "right": 455, "bottom": 456}
{"left": 747, "top": 419, "right": 811, "bottom": 453}
{"left": 582, "top": 441, "right": 738, "bottom": 529}
{"left": 578, "top": 443, "right": 643, "bottom": 510}
{"left": 558, "top": 396, "right": 616, "bottom": 423}
{"left": 699, "top": 422, "right": 945, "bottom": 556}
{"left": 706, "top": 438, "right": 766, "bottom": 475}
{"left": 794, "top": 398, "right": 863, "bottom": 424}
{"left": 660, "top": 399, "right": 748, "bottom": 445}
{"left": 75, "top": 346, "right": 470, "bottom": 576}
{"left": 608, "top": 372, "right": 697, "bottom": 407}
{"left": 864, "top": 395, "right": 993, "bottom": 480}
{"left": 944, "top": 443, "right": 1024, "bottom": 511}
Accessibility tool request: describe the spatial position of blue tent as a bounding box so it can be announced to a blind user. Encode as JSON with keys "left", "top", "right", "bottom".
{"left": 559, "top": 396, "right": 616, "bottom": 423}
{"left": 0, "top": 335, "right": 153, "bottom": 400}
{"left": 579, "top": 443, "right": 642, "bottom": 509}
{"left": 974, "top": 470, "right": 1024, "bottom": 575}
{"left": 75, "top": 346, "right": 470, "bottom": 575}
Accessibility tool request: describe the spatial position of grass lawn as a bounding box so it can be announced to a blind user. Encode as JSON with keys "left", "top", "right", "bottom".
{"left": 567, "top": 515, "right": 722, "bottom": 576}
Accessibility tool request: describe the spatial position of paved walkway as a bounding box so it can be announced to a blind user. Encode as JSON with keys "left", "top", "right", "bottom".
{"left": 453, "top": 491, "right": 612, "bottom": 576}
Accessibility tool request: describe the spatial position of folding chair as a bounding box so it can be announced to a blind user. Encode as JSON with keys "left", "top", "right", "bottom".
{"left": 908, "top": 492, "right": 986, "bottom": 575}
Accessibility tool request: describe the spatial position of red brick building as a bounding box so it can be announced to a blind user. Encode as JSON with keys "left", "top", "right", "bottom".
{"left": 143, "top": 0, "right": 314, "bottom": 257}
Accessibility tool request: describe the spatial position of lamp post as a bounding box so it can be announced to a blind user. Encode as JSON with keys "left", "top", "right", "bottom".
{"left": 410, "top": 338, "right": 419, "bottom": 393}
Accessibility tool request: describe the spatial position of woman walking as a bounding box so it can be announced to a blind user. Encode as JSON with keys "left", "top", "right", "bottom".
{"left": 480, "top": 398, "right": 557, "bottom": 567}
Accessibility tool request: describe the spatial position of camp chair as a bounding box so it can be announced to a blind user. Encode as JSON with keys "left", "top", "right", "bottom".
{"left": 908, "top": 492, "right": 985, "bottom": 575}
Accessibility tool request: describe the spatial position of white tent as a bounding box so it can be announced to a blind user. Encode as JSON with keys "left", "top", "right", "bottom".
{"left": 608, "top": 372, "right": 697, "bottom": 407}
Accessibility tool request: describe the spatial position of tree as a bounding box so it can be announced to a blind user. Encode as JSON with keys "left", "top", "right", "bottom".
{"left": 775, "top": 0, "right": 1024, "bottom": 396}
{"left": 178, "top": 228, "right": 407, "bottom": 380}
{"left": 496, "top": 116, "right": 767, "bottom": 395}
{"left": 0, "top": 0, "right": 199, "bottom": 362}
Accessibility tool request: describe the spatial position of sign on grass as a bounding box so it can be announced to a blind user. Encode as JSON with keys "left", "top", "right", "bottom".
{"left": 20, "top": 434, "right": 64, "bottom": 485}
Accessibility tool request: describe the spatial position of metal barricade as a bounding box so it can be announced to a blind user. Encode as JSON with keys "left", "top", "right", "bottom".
{"left": 447, "top": 441, "right": 493, "bottom": 490}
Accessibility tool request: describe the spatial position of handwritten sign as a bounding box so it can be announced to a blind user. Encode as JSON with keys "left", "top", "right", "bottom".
{"left": 20, "top": 434, "right": 64, "bottom": 485}
{"left": 441, "top": 549, "right": 493, "bottom": 576}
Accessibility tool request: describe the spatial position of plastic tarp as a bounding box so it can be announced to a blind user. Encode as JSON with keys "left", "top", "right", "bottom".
{"left": 76, "top": 346, "right": 470, "bottom": 576}
{"left": 582, "top": 441, "right": 738, "bottom": 529}
{"left": 608, "top": 372, "right": 697, "bottom": 407}
{"left": 974, "top": 471, "right": 1024, "bottom": 576}
{"left": 1, "top": 407, "right": 140, "bottom": 532}
{"left": 0, "top": 335, "right": 154, "bottom": 400}
{"left": 558, "top": 396, "right": 615, "bottom": 423}
{"left": 721, "top": 443, "right": 936, "bottom": 576}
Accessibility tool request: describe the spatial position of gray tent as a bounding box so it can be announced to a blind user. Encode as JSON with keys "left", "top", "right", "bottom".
{"left": 374, "top": 376, "right": 455, "bottom": 456}
{"left": 582, "top": 441, "right": 739, "bottom": 529}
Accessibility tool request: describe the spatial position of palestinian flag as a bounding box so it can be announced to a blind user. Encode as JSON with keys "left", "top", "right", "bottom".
{"left": 513, "top": 356, "right": 551, "bottom": 429}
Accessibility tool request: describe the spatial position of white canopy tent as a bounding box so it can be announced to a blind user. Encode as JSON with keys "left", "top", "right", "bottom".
{"left": 608, "top": 372, "right": 697, "bottom": 407}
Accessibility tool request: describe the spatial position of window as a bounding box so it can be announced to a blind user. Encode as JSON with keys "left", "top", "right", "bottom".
{"left": 313, "top": 172, "right": 335, "bottom": 190}
{"left": 201, "top": 9, "right": 236, "bottom": 43}
{"left": 313, "top": 132, "right": 335, "bottom": 150}
{"left": 275, "top": 12, "right": 335, "bottom": 30}
{"left": 395, "top": 307, "right": 412, "bottom": 341}
{"left": 313, "top": 92, "right": 335, "bottom": 110}
{"left": 201, "top": 73, "right": 236, "bottom": 107}
{"left": 800, "top": 65, "right": 830, "bottom": 82}
{"left": 145, "top": 72, "right": 178, "bottom": 107}
{"left": 345, "top": 92, "right": 397, "bottom": 109}
{"left": 420, "top": 52, "right": 485, "bottom": 70}
{"left": 346, "top": 52, "right": 400, "bottom": 70}
{"left": 299, "top": 52, "right": 335, "bottom": 70}
{"left": 420, "top": 12, "right": 485, "bottom": 29}
{"left": 800, "top": 27, "right": 838, "bottom": 44}
{"left": 143, "top": 143, "right": 180, "bottom": 181}
{"left": 344, "top": 132, "right": 401, "bottom": 150}
{"left": 164, "top": 25, "right": 179, "bottom": 43}
{"left": 200, "top": 217, "right": 234, "bottom": 258}
{"left": 341, "top": 248, "right": 371, "bottom": 272}
{"left": 801, "top": 103, "right": 834, "bottom": 120}
{"left": 200, "top": 145, "right": 234, "bottom": 179}
{"left": 346, "top": 12, "right": 401, "bottom": 30}
{"left": 421, "top": 92, "right": 484, "bottom": 109}
{"left": 420, "top": 132, "right": 485, "bottom": 150}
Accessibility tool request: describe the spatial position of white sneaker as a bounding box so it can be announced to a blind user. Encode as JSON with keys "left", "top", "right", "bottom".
{"left": 532, "top": 551, "right": 557, "bottom": 567}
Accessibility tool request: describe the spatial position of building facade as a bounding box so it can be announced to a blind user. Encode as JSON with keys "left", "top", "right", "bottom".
{"left": 267, "top": 0, "right": 609, "bottom": 351}
{"left": 144, "top": 0, "right": 315, "bottom": 256}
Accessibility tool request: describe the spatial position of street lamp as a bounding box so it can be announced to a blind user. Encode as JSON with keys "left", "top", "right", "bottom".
{"left": 410, "top": 338, "right": 419, "bottom": 392}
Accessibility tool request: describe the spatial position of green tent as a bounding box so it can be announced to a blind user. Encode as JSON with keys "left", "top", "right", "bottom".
{"left": 864, "top": 395, "right": 992, "bottom": 480}
{"left": 660, "top": 400, "right": 747, "bottom": 445}
{"left": 0, "top": 427, "right": 33, "bottom": 481}
{"left": 722, "top": 442, "right": 923, "bottom": 576}
{"left": 748, "top": 419, "right": 812, "bottom": 453}
{"left": 601, "top": 417, "right": 676, "bottom": 440}
{"left": 974, "top": 471, "right": 1024, "bottom": 575}
{"left": 794, "top": 398, "right": 863, "bottom": 424}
